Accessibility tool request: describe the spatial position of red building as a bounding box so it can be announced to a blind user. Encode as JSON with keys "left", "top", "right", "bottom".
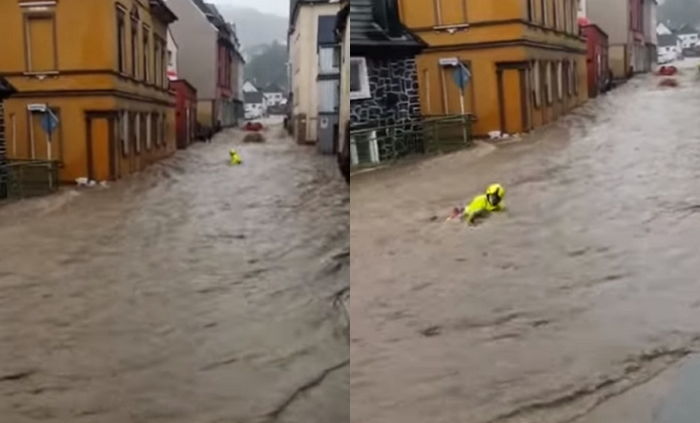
{"left": 579, "top": 18, "right": 610, "bottom": 98}
{"left": 170, "top": 80, "right": 197, "bottom": 149}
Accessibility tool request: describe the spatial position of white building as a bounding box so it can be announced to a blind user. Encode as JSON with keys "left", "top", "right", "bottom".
{"left": 657, "top": 22, "right": 673, "bottom": 35}
{"left": 244, "top": 91, "right": 265, "bottom": 119}
{"left": 167, "top": 29, "right": 178, "bottom": 81}
{"left": 644, "top": 0, "right": 658, "bottom": 67}
{"left": 677, "top": 24, "right": 699, "bottom": 49}
{"left": 289, "top": 0, "right": 342, "bottom": 146}
{"left": 657, "top": 34, "right": 681, "bottom": 63}
{"left": 261, "top": 84, "right": 285, "bottom": 108}
{"left": 578, "top": 0, "right": 587, "bottom": 18}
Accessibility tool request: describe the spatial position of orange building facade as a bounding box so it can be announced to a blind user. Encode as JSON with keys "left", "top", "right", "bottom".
{"left": 399, "top": 0, "right": 588, "bottom": 136}
{"left": 0, "top": 0, "right": 177, "bottom": 182}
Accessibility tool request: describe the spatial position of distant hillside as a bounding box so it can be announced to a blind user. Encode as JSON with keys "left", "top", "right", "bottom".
{"left": 244, "top": 41, "right": 288, "bottom": 91}
{"left": 659, "top": 0, "right": 700, "bottom": 28}
{"left": 212, "top": 6, "right": 287, "bottom": 52}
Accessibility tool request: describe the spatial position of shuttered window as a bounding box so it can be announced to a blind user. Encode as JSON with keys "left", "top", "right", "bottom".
{"left": 25, "top": 14, "right": 57, "bottom": 72}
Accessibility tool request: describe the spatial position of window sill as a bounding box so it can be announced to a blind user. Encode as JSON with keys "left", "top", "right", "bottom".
{"left": 350, "top": 92, "right": 371, "bottom": 101}
{"left": 433, "top": 23, "right": 470, "bottom": 32}
{"left": 23, "top": 71, "right": 59, "bottom": 76}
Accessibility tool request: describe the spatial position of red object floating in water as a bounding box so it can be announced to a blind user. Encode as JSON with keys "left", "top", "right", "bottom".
{"left": 244, "top": 122, "right": 263, "bottom": 132}
{"left": 657, "top": 66, "right": 678, "bottom": 76}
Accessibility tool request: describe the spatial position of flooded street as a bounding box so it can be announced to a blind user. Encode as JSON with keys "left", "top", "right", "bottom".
{"left": 350, "top": 61, "right": 700, "bottom": 423}
{"left": 0, "top": 121, "right": 349, "bottom": 423}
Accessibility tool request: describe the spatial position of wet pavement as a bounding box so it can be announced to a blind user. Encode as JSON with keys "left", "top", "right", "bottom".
{"left": 0, "top": 120, "right": 349, "bottom": 423}
{"left": 350, "top": 60, "right": 700, "bottom": 423}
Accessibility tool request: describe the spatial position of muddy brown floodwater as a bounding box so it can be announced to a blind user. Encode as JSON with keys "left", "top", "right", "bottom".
{"left": 0, "top": 121, "right": 349, "bottom": 423}
{"left": 351, "top": 60, "right": 700, "bottom": 423}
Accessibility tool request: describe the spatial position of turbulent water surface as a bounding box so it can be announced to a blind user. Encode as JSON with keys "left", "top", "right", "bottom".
{"left": 0, "top": 122, "right": 349, "bottom": 423}
{"left": 351, "top": 61, "right": 700, "bottom": 423}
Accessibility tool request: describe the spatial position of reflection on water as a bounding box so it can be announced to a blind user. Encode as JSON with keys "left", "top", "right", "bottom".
{"left": 0, "top": 123, "right": 349, "bottom": 423}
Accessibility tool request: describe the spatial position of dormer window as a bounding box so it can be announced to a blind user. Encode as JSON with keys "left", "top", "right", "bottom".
{"left": 371, "top": 0, "right": 402, "bottom": 38}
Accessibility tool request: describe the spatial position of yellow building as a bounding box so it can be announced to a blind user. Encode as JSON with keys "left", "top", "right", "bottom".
{"left": 0, "top": 0, "right": 177, "bottom": 182}
{"left": 399, "top": 0, "right": 588, "bottom": 136}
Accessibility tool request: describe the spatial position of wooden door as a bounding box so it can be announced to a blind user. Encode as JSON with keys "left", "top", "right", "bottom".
{"left": 498, "top": 65, "right": 529, "bottom": 134}
{"left": 87, "top": 116, "right": 113, "bottom": 181}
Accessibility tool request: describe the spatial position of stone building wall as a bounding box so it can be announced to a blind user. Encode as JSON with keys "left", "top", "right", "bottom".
{"left": 350, "top": 55, "right": 422, "bottom": 161}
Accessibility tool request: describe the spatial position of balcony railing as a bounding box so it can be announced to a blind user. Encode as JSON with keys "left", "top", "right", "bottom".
{"left": 349, "top": 114, "right": 473, "bottom": 168}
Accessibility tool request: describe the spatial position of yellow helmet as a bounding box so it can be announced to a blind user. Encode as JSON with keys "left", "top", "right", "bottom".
{"left": 486, "top": 184, "right": 505, "bottom": 197}
{"left": 485, "top": 184, "right": 505, "bottom": 206}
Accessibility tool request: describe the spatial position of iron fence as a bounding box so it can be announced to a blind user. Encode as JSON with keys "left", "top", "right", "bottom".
{"left": 0, "top": 160, "right": 60, "bottom": 200}
{"left": 349, "top": 114, "right": 473, "bottom": 169}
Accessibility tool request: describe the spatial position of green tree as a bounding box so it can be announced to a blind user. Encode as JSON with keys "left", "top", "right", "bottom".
{"left": 244, "top": 41, "right": 288, "bottom": 91}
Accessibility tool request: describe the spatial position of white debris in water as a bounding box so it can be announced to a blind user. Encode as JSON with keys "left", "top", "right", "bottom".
{"left": 488, "top": 131, "right": 511, "bottom": 140}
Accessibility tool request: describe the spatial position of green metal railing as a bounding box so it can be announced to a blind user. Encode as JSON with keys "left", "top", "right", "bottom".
{"left": 349, "top": 114, "right": 473, "bottom": 168}
{"left": 0, "top": 160, "right": 60, "bottom": 200}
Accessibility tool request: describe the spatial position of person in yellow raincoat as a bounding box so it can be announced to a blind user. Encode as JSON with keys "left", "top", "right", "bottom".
{"left": 229, "top": 149, "right": 242, "bottom": 165}
{"left": 462, "top": 183, "right": 506, "bottom": 224}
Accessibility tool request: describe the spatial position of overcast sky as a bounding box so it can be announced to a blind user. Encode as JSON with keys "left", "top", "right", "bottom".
{"left": 208, "top": 0, "right": 288, "bottom": 17}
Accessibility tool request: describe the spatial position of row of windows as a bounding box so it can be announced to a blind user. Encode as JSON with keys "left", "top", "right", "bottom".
{"left": 116, "top": 6, "right": 168, "bottom": 88}
{"left": 218, "top": 45, "right": 233, "bottom": 89}
{"left": 116, "top": 111, "right": 167, "bottom": 157}
{"left": 531, "top": 59, "right": 579, "bottom": 109}
{"left": 527, "top": 0, "right": 580, "bottom": 35}
{"left": 401, "top": 0, "right": 579, "bottom": 34}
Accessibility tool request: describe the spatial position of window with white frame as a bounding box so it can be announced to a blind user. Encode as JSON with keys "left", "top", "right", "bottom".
{"left": 532, "top": 61, "right": 542, "bottom": 108}
{"left": 350, "top": 57, "right": 371, "bottom": 100}
{"left": 545, "top": 61, "right": 553, "bottom": 104}
{"left": 122, "top": 111, "right": 129, "bottom": 156}
{"left": 134, "top": 112, "right": 141, "bottom": 153}
{"left": 319, "top": 46, "right": 339, "bottom": 73}
{"left": 319, "top": 79, "right": 339, "bottom": 112}
{"left": 350, "top": 130, "right": 379, "bottom": 165}
{"left": 557, "top": 61, "right": 563, "bottom": 100}
{"left": 146, "top": 112, "right": 152, "bottom": 150}
{"left": 541, "top": 0, "right": 549, "bottom": 26}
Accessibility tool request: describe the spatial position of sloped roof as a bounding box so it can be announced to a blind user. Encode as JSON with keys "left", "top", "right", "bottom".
{"left": 677, "top": 24, "right": 698, "bottom": 35}
{"left": 290, "top": 0, "right": 331, "bottom": 27}
{"left": 244, "top": 91, "right": 264, "bottom": 104}
{"left": 335, "top": 2, "right": 349, "bottom": 41}
{"left": 0, "top": 76, "right": 16, "bottom": 99}
{"left": 149, "top": 0, "right": 177, "bottom": 23}
{"left": 263, "top": 83, "right": 283, "bottom": 93}
{"left": 350, "top": 0, "right": 424, "bottom": 51}
{"left": 658, "top": 34, "right": 679, "bottom": 47}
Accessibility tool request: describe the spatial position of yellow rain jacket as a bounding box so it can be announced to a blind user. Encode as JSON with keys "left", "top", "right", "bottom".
{"left": 229, "top": 149, "right": 242, "bottom": 165}
{"left": 464, "top": 184, "right": 505, "bottom": 223}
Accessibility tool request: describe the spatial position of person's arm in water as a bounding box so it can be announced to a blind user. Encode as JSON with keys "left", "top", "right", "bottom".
{"left": 463, "top": 195, "right": 486, "bottom": 224}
